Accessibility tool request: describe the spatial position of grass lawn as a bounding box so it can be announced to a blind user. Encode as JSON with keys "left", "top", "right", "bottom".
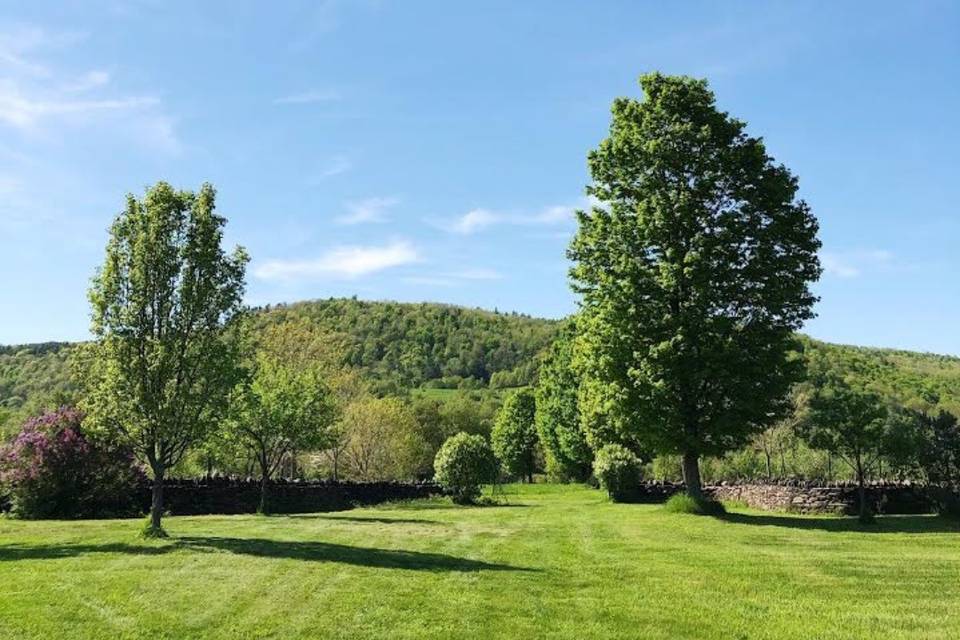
{"left": 1, "top": 484, "right": 958, "bottom": 639}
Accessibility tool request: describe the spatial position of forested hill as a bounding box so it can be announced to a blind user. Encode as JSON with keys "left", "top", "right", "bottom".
{"left": 2, "top": 297, "right": 959, "bottom": 424}
{"left": 253, "top": 298, "right": 560, "bottom": 390}
{"left": 0, "top": 299, "right": 561, "bottom": 420}
{"left": 799, "top": 337, "right": 960, "bottom": 415}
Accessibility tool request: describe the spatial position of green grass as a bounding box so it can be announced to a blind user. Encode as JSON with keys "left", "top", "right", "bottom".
{"left": 1, "top": 484, "right": 959, "bottom": 639}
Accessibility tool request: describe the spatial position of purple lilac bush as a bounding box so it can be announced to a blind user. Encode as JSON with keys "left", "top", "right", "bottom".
{"left": 0, "top": 407, "right": 144, "bottom": 519}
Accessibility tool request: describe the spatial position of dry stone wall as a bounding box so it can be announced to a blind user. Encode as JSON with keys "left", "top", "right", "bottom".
{"left": 633, "top": 480, "right": 941, "bottom": 515}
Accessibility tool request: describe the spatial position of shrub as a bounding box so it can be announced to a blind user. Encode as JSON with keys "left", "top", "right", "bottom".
{"left": 0, "top": 407, "right": 143, "bottom": 519}
{"left": 434, "top": 432, "right": 497, "bottom": 504}
{"left": 593, "top": 444, "right": 641, "bottom": 502}
{"left": 664, "top": 493, "right": 726, "bottom": 516}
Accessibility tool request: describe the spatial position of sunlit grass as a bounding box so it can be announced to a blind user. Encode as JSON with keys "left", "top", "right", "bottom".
{"left": 1, "top": 484, "right": 958, "bottom": 639}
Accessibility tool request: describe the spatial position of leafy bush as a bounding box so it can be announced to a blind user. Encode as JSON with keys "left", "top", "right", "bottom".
{"left": 433, "top": 432, "right": 497, "bottom": 504}
{"left": 664, "top": 493, "right": 726, "bottom": 516}
{"left": 0, "top": 407, "right": 143, "bottom": 519}
{"left": 593, "top": 444, "right": 641, "bottom": 502}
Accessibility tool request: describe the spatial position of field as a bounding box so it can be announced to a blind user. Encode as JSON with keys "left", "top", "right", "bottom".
{"left": 1, "top": 485, "right": 958, "bottom": 639}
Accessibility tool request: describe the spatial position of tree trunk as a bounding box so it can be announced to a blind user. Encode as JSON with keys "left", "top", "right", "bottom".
{"left": 259, "top": 475, "right": 269, "bottom": 515}
{"left": 856, "top": 454, "right": 870, "bottom": 523}
{"left": 150, "top": 469, "right": 165, "bottom": 533}
{"left": 258, "top": 452, "right": 270, "bottom": 515}
{"left": 681, "top": 450, "right": 703, "bottom": 501}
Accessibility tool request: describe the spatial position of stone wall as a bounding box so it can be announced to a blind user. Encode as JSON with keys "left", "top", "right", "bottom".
{"left": 135, "top": 478, "right": 442, "bottom": 516}
{"left": 632, "top": 480, "right": 941, "bottom": 515}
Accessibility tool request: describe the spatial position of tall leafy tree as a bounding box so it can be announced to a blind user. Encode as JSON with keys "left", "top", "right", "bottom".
{"left": 80, "top": 182, "right": 248, "bottom": 536}
{"left": 570, "top": 73, "right": 821, "bottom": 501}
{"left": 534, "top": 324, "right": 593, "bottom": 481}
{"left": 225, "top": 353, "right": 336, "bottom": 513}
{"left": 491, "top": 388, "right": 538, "bottom": 482}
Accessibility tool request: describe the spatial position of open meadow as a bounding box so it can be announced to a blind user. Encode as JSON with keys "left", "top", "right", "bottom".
{"left": 2, "top": 485, "right": 958, "bottom": 640}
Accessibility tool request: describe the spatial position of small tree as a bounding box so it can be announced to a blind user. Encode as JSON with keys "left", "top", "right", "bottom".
{"left": 80, "top": 182, "right": 248, "bottom": 536}
{"left": 569, "top": 74, "right": 821, "bottom": 503}
{"left": 535, "top": 325, "right": 593, "bottom": 482}
{"left": 225, "top": 353, "right": 336, "bottom": 513}
{"left": 593, "top": 444, "right": 641, "bottom": 502}
{"left": 491, "top": 388, "right": 538, "bottom": 482}
{"left": 434, "top": 432, "right": 497, "bottom": 504}
{"left": 915, "top": 409, "right": 960, "bottom": 484}
{"left": 797, "top": 372, "right": 889, "bottom": 523}
{"left": 341, "top": 397, "right": 431, "bottom": 481}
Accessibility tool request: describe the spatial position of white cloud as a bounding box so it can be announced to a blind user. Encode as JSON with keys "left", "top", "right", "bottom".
{"left": 0, "top": 26, "right": 179, "bottom": 152}
{"left": 821, "top": 249, "right": 893, "bottom": 279}
{"left": 255, "top": 240, "right": 420, "bottom": 281}
{"left": 63, "top": 69, "right": 110, "bottom": 92}
{"left": 317, "top": 155, "right": 352, "bottom": 179}
{"left": 447, "top": 208, "right": 502, "bottom": 234}
{"left": 274, "top": 89, "right": 341, "bottom": 105}
{"left": 336, "top": 196, "right": 399, "bottom": 225}
{"left": 403, "top": 267, "right": 502, "bottom": 287}
{"left": 439, "top": 198, "right": 591, "bottom": 235}
{"left": 450, "top": 268, "right": 502, "bottom": 280}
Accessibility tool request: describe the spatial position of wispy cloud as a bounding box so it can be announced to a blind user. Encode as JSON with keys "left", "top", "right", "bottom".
{"left": 273, "top": 89, "right": 341, "bottom": 105}
{"left": 821, "top": 249, "right": 894, "bottom": 279}
{"left": 317, "top": 155, "right": 352, "bottom": 179}
{"left": 0, "top": 25, "right": 179, "bottom": 152}
{"left": 336, "top": 196, "right": 399, "bottom": 225}
{"left": 447, "top": 208, "right": 501, "bottom": 234}
{"left": 254, "top": 240, "right": 420, "bottom": 281}
{"left": 438, "top": 198, "right": 590, "bottom": 235}
{"left": 403, "top": 267, "right": 503, "bottom": 287}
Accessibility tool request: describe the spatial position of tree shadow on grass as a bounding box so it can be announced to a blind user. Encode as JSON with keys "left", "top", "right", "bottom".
{"left": 176, "top": 536, "right": 533, "bottom": 572}
{"left": 720, "top": 512, "right": 960, "bottom": 534}
{"left": 0, "top": 542, "right": 173, "bottom": 561}
{"left": 0, "top": 537, "right": 535, "bottom": 573}
{"left": 283, "top": 515, "right": 444, "bottom": 525}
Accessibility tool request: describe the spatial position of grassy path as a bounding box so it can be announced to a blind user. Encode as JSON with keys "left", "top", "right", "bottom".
{"left": 1, "top": 484, "right": 958, "bottom": 639}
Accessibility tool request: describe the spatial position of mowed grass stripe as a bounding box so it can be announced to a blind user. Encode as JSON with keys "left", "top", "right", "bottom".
{"left": 1, "top": 484, "right": 959, "bottom": 639}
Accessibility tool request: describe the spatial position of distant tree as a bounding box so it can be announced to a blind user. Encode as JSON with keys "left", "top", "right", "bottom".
{"left": 569, "top": 73, "right": 821, "bottom": 504}
{"left": 342, "top": 397, "right": 431, "bottom": 481}
{"left": 915, "top": 409, "right": 960, "bottom": 484}
{"left": 797, "top": 371, "right": 890, "bottom": 523}
{"left": 491, "top": 388, "right": 538, "bottom": 482}
{"left": 534, "top": 326, "right": 592, "bottom": 481}
{"left": 79, "top": 182, "right": 248, "bottom": 536}
{"left": 433, "top": 432, "right": 497, "bottom": 504}
{"left": 225, "top": 353, "right": 336, "bottom": 513}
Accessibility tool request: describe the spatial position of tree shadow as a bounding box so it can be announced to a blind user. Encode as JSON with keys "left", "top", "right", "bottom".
{"left": 179, "top": 536, "right": 534, "bottom": 571}
{"left": 0, "top": 542, "right": 172, "bottom": 561}
{"left": 720, "top": 512, "right": 960, "bottom": 534}
{"left": 284, "top": 515, "right": 444, "bottom": 525}
{"left": 0, "top": 537, "right": 535, "bottom": 573}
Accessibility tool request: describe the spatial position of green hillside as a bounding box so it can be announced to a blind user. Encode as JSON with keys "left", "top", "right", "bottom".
{"left": 2, "top": 298, "right": 959, "bottom": 432}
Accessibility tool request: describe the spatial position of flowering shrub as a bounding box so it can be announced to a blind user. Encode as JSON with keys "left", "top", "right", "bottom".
{"left": 593, "top": 444, "right": 641, "bottom": 502}
{"left": 434, "top": 432, "right": 497, "bottom": 504}
{"left": 0, "top": 407, "right": 144, "bottom": 519}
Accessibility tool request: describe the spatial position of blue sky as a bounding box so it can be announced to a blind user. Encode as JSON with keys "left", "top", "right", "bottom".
{"left": 1, "top": 1, "right": 958, "bottom": 355}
